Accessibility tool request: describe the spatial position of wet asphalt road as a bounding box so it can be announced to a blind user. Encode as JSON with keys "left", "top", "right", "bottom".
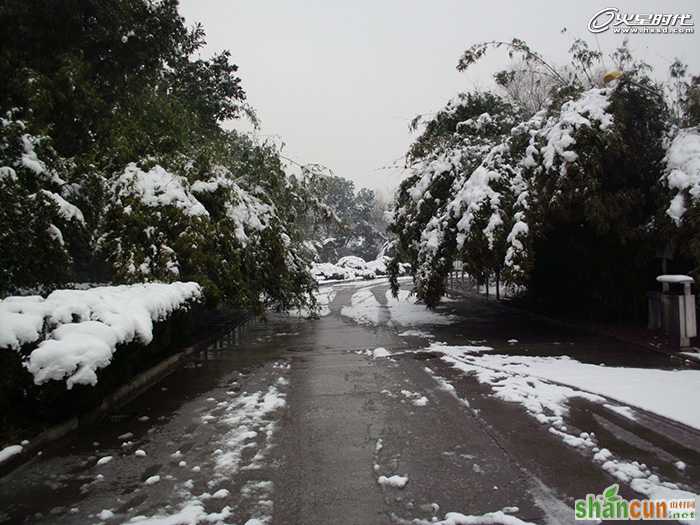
{"left": 0, "top": 279, "right": 697, "bottom": 525}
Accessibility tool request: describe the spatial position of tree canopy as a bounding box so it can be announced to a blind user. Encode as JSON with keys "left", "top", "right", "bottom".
{"left": 0, "top": 0, "right": 371, "bottom": 314}
{"left": 389, "top": 38, "right": 700, "bottom": 320}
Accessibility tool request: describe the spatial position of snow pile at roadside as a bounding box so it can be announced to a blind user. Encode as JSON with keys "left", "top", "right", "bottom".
{"left": 311, "top": 255, "right": 410, "bottom": 282}
{"left": 450, "top": 353, "right": 700, "bottom": 430}
{"left": 427, "top": 346, "right": 700, "bottom": 510}
{"left": 420, "top": 510, "right": 536, "bottom": 525}
{"left": 663, "top": 127, "right": 700, "bottom": 224}
{"left": 0, "top": 282, "right": 203, "bottom": 388}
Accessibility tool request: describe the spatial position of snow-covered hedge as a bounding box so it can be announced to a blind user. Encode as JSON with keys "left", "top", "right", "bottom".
{"left": 0, "top": 282, "right": 202, "bottom": 388}
{"left": 311, "top": 256, "right": 410, "bottom": 282}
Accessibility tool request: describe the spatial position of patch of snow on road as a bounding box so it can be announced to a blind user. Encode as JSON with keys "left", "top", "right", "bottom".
{"left": 423, "top": 366, "right": 471, "bottom": 408}
{"left": 124, "top": 500, "right": 231, "bottom": 525}
{"left": 213, "top": 384, "right": 287, "bottom": 480}
{"left": 239, "top": 480, "right": 274, "bottom": 524}
{"left": 603, "top": 404, "right": 636, "bottom": 421}
{"left": 97, "top": 509, "right": 115, "bottom": 520}
{"left": 418, "top": 510, "right": 537, "bottom": 525}
{"left": 287, "top": 287, "right": 335, "bottom": 318}
{"left": 0, "top": 444, "right": 23, "bottom": 464}
{"left": 400, "top": 389, "right": 428, "bottom": 406}
{"left": 126, "top": 378, "right": 286, "bottom": 525}
{"left": 412, "top": 396, "right": 429, "bottom": 407}
{"left": 340, "top": 288, "right": 383, "bottom": 325}
{"left": 372, "top": 347, "right": 390, "bottom": 358}
{"left": 340, "top": 286, "right": 458, "bottom": 327}
{"left": 428, "top": 341, "right": 493, "bottom": 355}
{"left": 385, "top": 290, "right": 456, "bottom": 326}
{"left": 447, "top": 352, "right": 700, "bottom": 430}
{"left": 96, "top": 456, "right": 113, "bottom": 466}
{"left": 315, "top": 287, "right": 336, "bottom": 316}
{"left": 399, "top": 329, "right": 435, "bottom": 338}
{"left": 378, "top": 474, "right": 409, "bottom": 488}
{"left": 429, "top": 346, "right": 700, "bottom": 507}
{"left": 144, "top": 475, "right": 160, "bottom": 485}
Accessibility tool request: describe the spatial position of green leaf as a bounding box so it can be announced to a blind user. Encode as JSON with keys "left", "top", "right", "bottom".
{"left": 603, "top": 484, "right": 619, "bottom": 501}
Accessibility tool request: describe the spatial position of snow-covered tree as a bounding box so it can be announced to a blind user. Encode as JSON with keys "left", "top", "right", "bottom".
{"left": 390, "top": 39, "right": 690, "bottom": 320}
{"left": 0, "top": 115, "right": 85, "bottom": 294}
{"left": 0, "top": 1, "right": 318, "bottom": 313}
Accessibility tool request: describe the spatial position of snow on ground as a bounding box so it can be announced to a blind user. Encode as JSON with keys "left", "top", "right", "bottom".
{"left": 117, "top": 368, "right": 288, "bottom": 525}
{"left": 340, "top": 287, "right": 457, "bottom": 327}
{"left": 415, "top": 510, "right": 536, "bottom": 525}
{"left": 288, "top": 286, "right": 335, "bottom": 318}
{"left": 96, "top": 455, "right": 113, "bottom": 466}
{"left": 213, "top": 384, "right": 286, "bottom": 479}
{"left": 372, "top": 347, "right": 391, "bottom": 358}
{"left": 0, "top": 282, "right": 203, "bottom": 388}
{"left": 124, "top": 500, "right": 233, "bottom": 525}
{"left": 311, "top": 255, "right": 410, "bottom": 283}
{"left": 398, "top": 329, "right": 435, "bottom": 338}
{"left": 445, "top": 353, "right": 700, "bottom": 430}
{"left": 427, "top": 341, "right": 494, "bottom": 356}
{"left": 400, "top": 389, "right": 428, "bottom": 406}
{"left": 315, "top": 287, "right": 335, "bottom": 317}
{"left": 426, "top": 345, "right": 700, "bottom": 508}
{"left": 0, "top": 444, "right": 23, "bottom": 464}
{"left": 340, "top": 288, "right": 383, "bottom": 325}
{"left": 385, "top": 290, "right": 456, "bottom": 326}
{"left": 377, "top": 474, "right": 409, "bottom": 488}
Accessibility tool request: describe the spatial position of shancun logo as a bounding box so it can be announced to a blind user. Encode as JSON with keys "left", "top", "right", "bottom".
{"left": 588, "top": 7, "right": 695, "bottom": 34}
{"left": 574, "top": 484, "right": 696, "bottom": 521}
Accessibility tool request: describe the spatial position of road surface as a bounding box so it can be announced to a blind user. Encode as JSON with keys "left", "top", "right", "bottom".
{"left": 0, "top": 279, "right": 698, "bottom": 524}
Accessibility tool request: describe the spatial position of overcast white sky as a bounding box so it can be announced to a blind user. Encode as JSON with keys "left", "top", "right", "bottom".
{"left": 178, "top": 0, "right": 699, "bottom": 197}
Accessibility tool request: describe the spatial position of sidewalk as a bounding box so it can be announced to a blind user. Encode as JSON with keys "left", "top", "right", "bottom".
{"left": 444, "top": 278, "right": 700, "bottom": 368}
